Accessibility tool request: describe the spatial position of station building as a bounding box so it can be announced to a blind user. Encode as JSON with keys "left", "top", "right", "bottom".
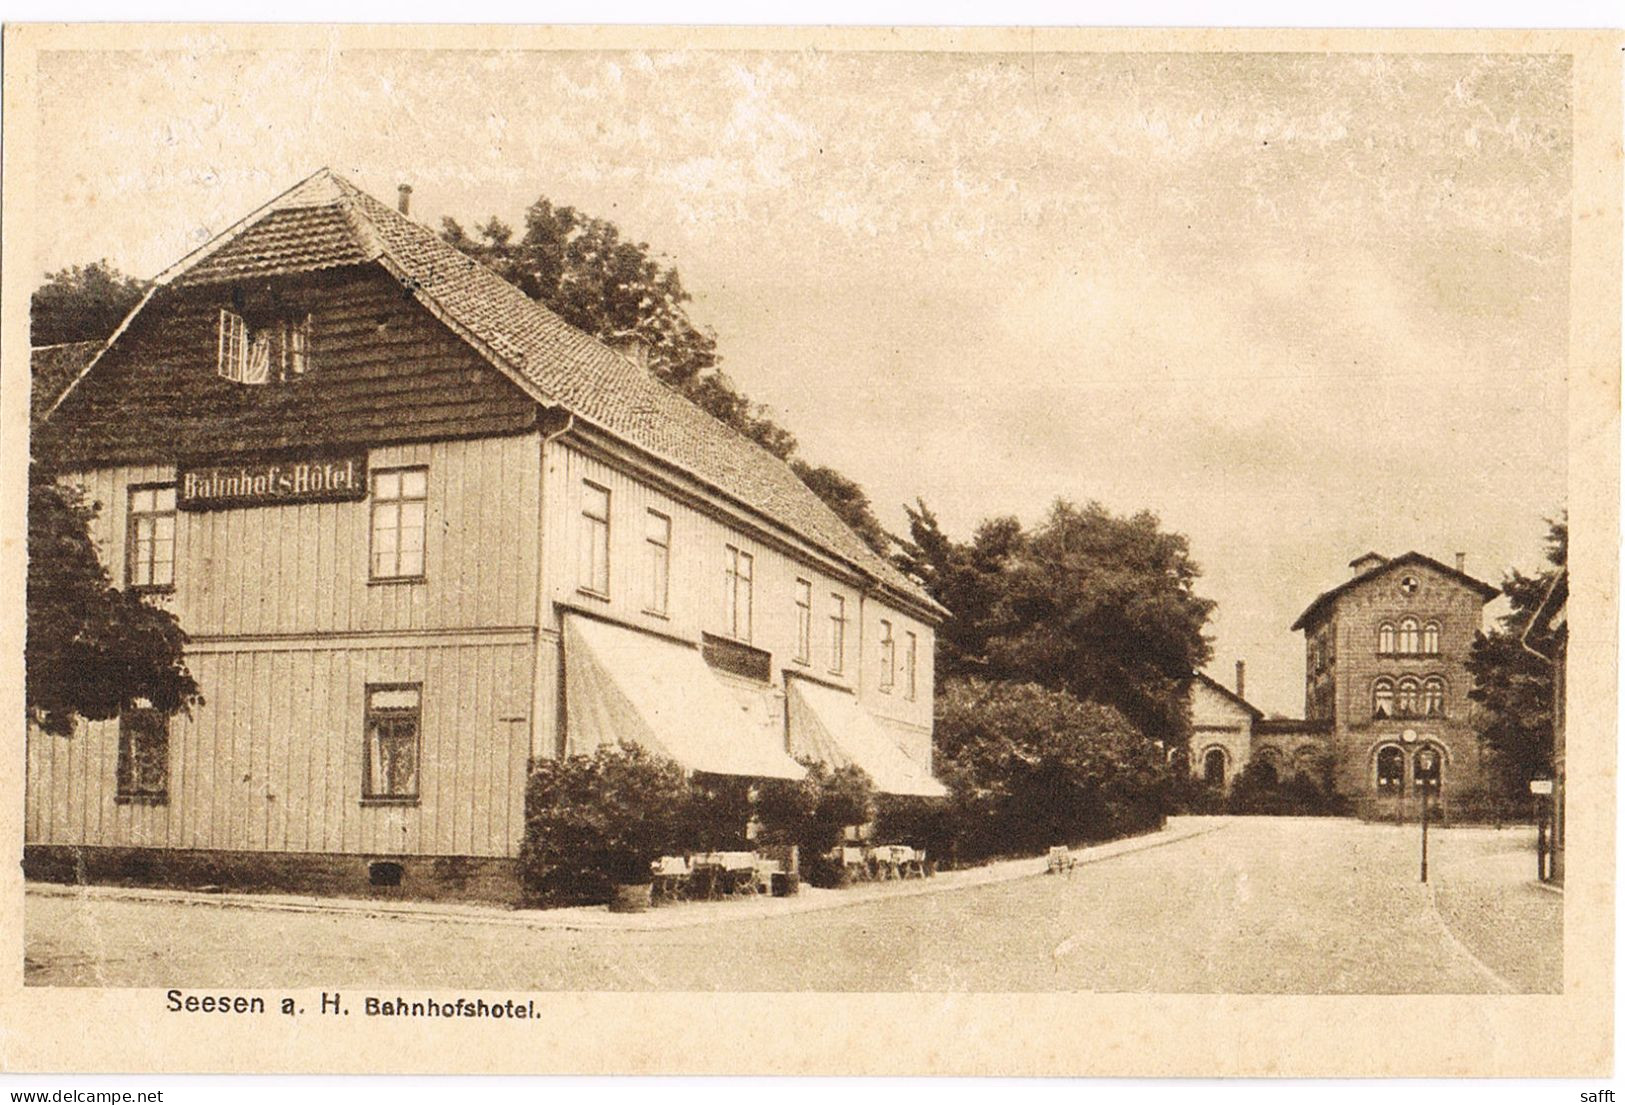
{"left": 27, "top": 169, "right": 946, "bottom": 901}
{"left": 1190, "top": 551, "right": 1498, "bottom": 815}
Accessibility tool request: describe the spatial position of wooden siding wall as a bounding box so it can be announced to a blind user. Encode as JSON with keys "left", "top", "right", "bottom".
{"left": 542, "top": 441, "right": 937, "bottom": 739}
{"left": 32, "top": 435, "right": 545, "bottom": 856}
{"left": 37, "top": 267, "right": 538, "bottom": 468}
{"left": 68, "top": 436, "right": 541, "bottom": 639}
{"left": 26, "top": 640, "right": 533, "bottom": 857}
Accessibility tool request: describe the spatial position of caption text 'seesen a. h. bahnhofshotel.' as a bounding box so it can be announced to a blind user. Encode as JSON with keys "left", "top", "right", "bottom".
{"left": 26, "top": 169, "right": 948, "bottom": 903}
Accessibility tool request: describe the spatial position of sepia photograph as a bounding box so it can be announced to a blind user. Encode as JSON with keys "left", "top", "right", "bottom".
{"left": 0, "top": 22, "right": 1617, "bottom": 1078}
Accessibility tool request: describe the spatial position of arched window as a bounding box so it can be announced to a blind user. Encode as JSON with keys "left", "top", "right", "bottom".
{"left": 1414, "top": 743, "right": 1444, "bottom": 793}
{"left": 1423, "top": 676, "right": 1445, "bottom": 717}
{"left": 1398, "top": 617, "right": 1420, "bottom": 654}
{"left": 1292, "top": 745, "right": 1323, "bottom": 783}
{"left": 1376, "top": 745, "right": 1405, "bottom": 791}
{"left": 1202, "top": 747, "right": 1227, "bottom": 788}
{"left": 1423, "top": 621, "right": 1440, "bottom": 655}
{"left": 1396, "top": 677, "right": 1420, "bottom": 717}
{"left": 1378, "top": 623, "right": 1395, "bottom": 654}
{"left": 1372, "top": 678, "right": 1394, "bottom": 719}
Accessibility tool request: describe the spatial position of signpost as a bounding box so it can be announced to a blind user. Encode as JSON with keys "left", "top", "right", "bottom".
{"left": 1531, "top": 777, "right": 1554, "bottom": 881}
{"left": 1417, "top": 746, "right": 1437, "bottom": 883}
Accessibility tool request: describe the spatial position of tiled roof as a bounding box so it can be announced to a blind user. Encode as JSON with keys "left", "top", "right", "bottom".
{"left": 1290, "top": 551, "right": 1497, "bottom": 631}
{"left": 66, "top": 169, "right": 942, "bottom": 616}
{"left": 30, "top": 340, "right": 101, "bottom": 421}
{"left": 178, "top": 206, "right": 372, "bottom": 285}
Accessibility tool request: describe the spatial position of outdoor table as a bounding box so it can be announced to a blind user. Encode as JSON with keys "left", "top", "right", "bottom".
{"left": 650, "top": 856, "right": 690, "bottom": 903}
{"left": 691, "top": 851, "right": 760, "bottom": 898}
{"left": 870, "top": 844, "right": 913, "bottom": 880}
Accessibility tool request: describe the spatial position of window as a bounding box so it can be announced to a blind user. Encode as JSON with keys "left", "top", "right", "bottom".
{"left": 370, "top": 467, "right": 428, "bottom": 580}
{"left": 217, "top": 309, "right": 251, "bottom": 383}
{"left": 879, "top": 619, "right": 896, "bottom": 692}
{"left": 829, "top": 593, "right": 847, "bottom": 673}
{"left": 794, "top": 578, "right": 812, "bottom": 664}
{"left": 1398, "top": 617, "right": 1420, "bottom": 655}
{"left": 1372, "top": 678, "right": 1394, "bottom": 719}
{"left": 116, "top": 702, "right": 168, "bottom": 802}
{"left": 1396, "top": 677, "right": 1420, "bottom": 718}
{"left": 578, "top": 482, "right": 610, "bottom": 596}
{"left": 126, "top": 484, "right": 176, "bottom": 591}
{"left": 1203, "top": 748, "right": 1227, "bottom": 788}
{"left": 904, "top": 631, "right": 918, "bottom": 700}
{"left": 1423, "top": 676, "right": 1445, "bottom": 717}
{"left": 644, "top": 510, "right": 670, "bottom": 615}
{"left": 1378, "top": 623, "right": 1395, "bottom": 654}
{"left": 1423, "top": 621, "right": 1441, "bottom": 655}
{"left": 364, "top": 685, "right": 421, "bottom": 802}
{"left": 724, "top": 544, "right": 754, "bottom": 642}
{"left": 218, "top": 309, "right": 312, "bottom": 384}
{"left": 1376, "top": 745, "right": 1405, "bottom": 791}
{"left": 1414, "top": 744, "right": 1443, "bottom": 793}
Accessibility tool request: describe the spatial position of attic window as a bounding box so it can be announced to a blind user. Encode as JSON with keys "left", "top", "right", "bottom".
{"left": 218, "top": 308, "right": 312, "bottom": 384}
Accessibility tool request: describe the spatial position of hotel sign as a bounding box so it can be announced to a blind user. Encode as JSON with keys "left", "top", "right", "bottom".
{"left": 178, "top": 454, "right": 368, "bottom": 511}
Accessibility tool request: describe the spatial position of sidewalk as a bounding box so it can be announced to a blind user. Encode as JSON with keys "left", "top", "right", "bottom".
{"left": 26, "top": 819, "right": 1226, "bottom": 933}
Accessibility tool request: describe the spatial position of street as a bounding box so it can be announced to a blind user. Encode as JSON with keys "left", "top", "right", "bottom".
{"left": 24, "top": 817, "right": 1561, "bottom": 993}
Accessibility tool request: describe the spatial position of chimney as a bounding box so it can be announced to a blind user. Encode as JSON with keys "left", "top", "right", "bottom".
{"left": 397, "top": 184, "right": 413, "bottom": 216}
{"left": 1235, "top": 660, "right": 1246, "bottom": 700}
{"left": 1455, "top": 552, "right": 1466, "bottom": 573}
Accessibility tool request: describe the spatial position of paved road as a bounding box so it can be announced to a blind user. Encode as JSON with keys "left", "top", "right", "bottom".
{"left": 24, "top": 817, "right": 1560, "bottom": 992}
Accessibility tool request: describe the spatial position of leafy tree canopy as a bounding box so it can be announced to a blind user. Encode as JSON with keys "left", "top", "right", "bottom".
{"left": 26, "top": 465, "right": 201, "bottom": 736}
{"left": 443, "top": 198, "right": 893, "bottom": 555}
{"left": 1466, "top": 514, "right": 1567, "bottom": 796}
{"left": 898, "top": 499, "right": 1215, "bottom": 743}
{"left": 934, "top": 676, "right": 1170, "bottom": 858}
{"left": 31, "top": 261, "right": 147, "bottom": 346}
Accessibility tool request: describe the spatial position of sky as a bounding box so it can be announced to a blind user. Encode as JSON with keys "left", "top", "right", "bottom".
{"left": 31, "top": 46, "right": 1570, "bottom": 715}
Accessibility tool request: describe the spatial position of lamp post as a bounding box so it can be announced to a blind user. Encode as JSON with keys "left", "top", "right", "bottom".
{"left": 1418, "top": 746, "right": 1437, "bottom": 883}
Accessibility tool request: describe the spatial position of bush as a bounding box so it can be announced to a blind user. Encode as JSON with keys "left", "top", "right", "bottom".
{"left": 756, "top": 760, "right": 876, "bottom": 887}
{"left": 520, "top": 742, "right": 691, "bottom": 904}
{"left": 1225, "top": 761, "right": 1348, "bottom": 817}
{"left": 873, "top": 794, "right": 953, "bottom": 864}
{"left": 932, "top": 677, "right": 1173, "bottom": 865}
{"left": 682, "top": 773, "right": 756, "bottom": 852}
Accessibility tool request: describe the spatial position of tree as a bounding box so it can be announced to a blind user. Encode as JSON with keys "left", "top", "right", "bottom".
{"left": 1466, "top": 514, "right": 1567, "bottom": 797}
{"left": 26, "top": 465, "right": 200, "bottom": 737}
{"left": 31, "top": 261, "right": 147, "bottom": 346}
{"left": 441, "top": 198, "right": 899, "bottom": 529}
{"left": 933, "top": 677, "right": 1170, "bottom": 860}
{"left": 789, "top": 461, "right": 890, "bottom": 555}
{"left": 894, "top": 500, "right": 1024, "bottom": 676}
{"left": 897, "top": 499, "right": 1215, "bottom": 744}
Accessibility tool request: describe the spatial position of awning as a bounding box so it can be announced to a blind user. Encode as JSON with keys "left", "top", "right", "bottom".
{"left": 786, "top": 679, "right": 947, "bottom": 797}
{"left": 562, "top": 614, "right": 806, "bottom": 780}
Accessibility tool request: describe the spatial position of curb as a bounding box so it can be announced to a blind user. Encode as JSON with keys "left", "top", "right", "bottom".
{"left": 26, "top": 822, "right": 1229, "bottom": 934}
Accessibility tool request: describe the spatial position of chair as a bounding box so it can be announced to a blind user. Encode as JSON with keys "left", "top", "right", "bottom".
{"left": 1046, "top": 846, "right": 1076, "bottom": 875}
{"left": 841, "top": 845, "right": 869, "bottom": 882}
{"left": 901, "top": 847, "right": 926, "bottom": 879}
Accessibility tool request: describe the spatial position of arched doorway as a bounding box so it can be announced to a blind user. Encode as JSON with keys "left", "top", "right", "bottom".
{"left": 1202, "top": 747, "right": 1227, "bottom": 788}
{"left": 1375, "top": 744, "right": 1405, "bottom": 793}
